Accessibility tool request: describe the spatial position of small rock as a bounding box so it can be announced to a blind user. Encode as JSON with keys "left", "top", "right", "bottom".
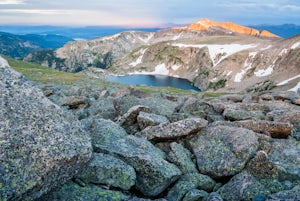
{"left": 205, "top": 192, "right": 223, "bottom": 201}
{"left": 76, "top": 153, "right": 136, "bottom": 190}
{"left": 292, "top": 98, "right": 300, "bottom": 106}
{"left": 39, "top": 181, "right": 128, "bottom": 201}
{"left": 268, "top": 110, "right": 300, "bottom": 132}
{"left": 138, "top": 118, "right": 208, "bottom": 142}
{"left": 223, "top": 108, "right": 265, "bottom": 121}
{"left": 189, "top": 125, "right": 259, "bottom": 178}
{"left": 59, "top": 96, "right": 87, "bottom": 109}
{"left": 182, "top": 189, "right": 209, "bottom": 201}
{"left": 253, "top": 194, "right": 267, "bottom": 201}
{"left": 267, "top": 185, "right": 300, "bottom": 201}
{"left": 119, "top": 105, "right": 150, "bottom": 134}
{"left": 235, "top": 120, "right": 292, "bottom": 138}
{"left": 166, "top": 173, "right": 216, "bottom": 201}
{"left": 167, "top": 142, "right": 198, "bottom": 174}
{"left": 217, "top": 172, "right": 270, "bottom": 201}
{"left": 137, "top": 111, "right": 170, "bottom": 130}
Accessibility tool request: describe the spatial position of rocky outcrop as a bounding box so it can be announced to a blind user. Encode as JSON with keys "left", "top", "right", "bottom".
{"left": 0, "top": 56, "right": 92, "bottom": 200}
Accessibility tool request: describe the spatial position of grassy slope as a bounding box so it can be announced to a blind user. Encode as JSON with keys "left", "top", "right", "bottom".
{"left": 2, "top": 55, "right": 205, "bottom": 97}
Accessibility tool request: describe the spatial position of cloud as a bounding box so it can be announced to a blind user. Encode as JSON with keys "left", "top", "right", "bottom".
{"left": 0, "top": 0, "right": 25, "bottom": 4}
{"left": 0, "top": 9, "right": 66, "bottom": 15}
{"left": 282, "top": 4, "right": 300, "bottom": 11}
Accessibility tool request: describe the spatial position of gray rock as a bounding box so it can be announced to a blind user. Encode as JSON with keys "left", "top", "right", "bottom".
{"left": 128, "top": 197, "right": 167, "bottom": 201}
{"left": 217, "top": 172, "right": 270, "bottom": 201}
{"left": 189, "top": 125, "right": 259, "bottom": 178}
{"left": 118, "top": 105, "right": 150, "bottom": 134}
{"left": 268, "top": 139, "right": 300, "bottom": 181}
{"left": 166, "top": 173, "right": 216, "bottom": 201}
{"left": 267, "top": 185, "right": 300, "bottom": 201}
{"left": 182, "top": 189, "right": 209, "bottom": 201}
{"left": 39, "top": 181, "right": 128, "bottom": 201}
{"left": 167, "top": 142, "right": 198, "bottom": 174}
{"left": 205, "top": 192, "right": 223, "bottom": 201}
{"left": 81, "top": 117, "right": 127, "bottom": 152}
{"left": 58, "top": 95, "right": 87, "bottom": 109}
{"left": 223, "top": 108, "right": 265, "bottom": 121}
{"left": 88, "top": 96, "right": 116, "bottom": 120}
{"left": 235, "top": 120, "right": 292, "bottom": 138}
{"left": 76, "top": 153, "right": 136, "bottom": 190}
{"left": 138, "top": 118, "right": 208, "bottom": 142}
{"left": 139, "top": 97, "right": 178, "bottom": 118}
{"left": 113, "top": 95, "right": 140, "bottom": 116}
{"left": 101, "top": 135, "right": 181, "bottom": 196}
{"left": 268, "top": 110, "right": 300, "bottom": 132}
{"left": 0, "top": 57, "right": 92, "bottom": 200}
{"left": 137, "top": 112, "right": 170, "bottom": 130}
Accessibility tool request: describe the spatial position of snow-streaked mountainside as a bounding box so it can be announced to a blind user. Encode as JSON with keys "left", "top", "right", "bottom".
{"left": 24, "top": 19, "right": 300, "bottom": 92}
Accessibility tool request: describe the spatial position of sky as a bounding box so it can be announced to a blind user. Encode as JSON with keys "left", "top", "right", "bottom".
{"left": 0, "top": 0, "right": 299, "bottom": 27}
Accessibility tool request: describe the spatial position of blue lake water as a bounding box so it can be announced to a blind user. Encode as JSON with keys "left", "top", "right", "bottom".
{"left": 107, "top": 74, "right": 201, "bottom": 91}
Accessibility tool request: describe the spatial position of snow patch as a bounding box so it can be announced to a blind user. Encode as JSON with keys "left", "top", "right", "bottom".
{"left": 0, "top": 56, "right": 9, "bottom": 67}
{"left": 138, "top": 33, "right": 154, "bottom": 44}
{"left": 101, "top": 33, "right": 121, "bottom": 41}
{"left": 254, "top": 65, "right": 274, "bottom": 77}
{"left": 260, "top": 45, "right": 272, "bottom": 51}
{"left": 171, "top": 64, "right": 180, "bottom": 71}
{"left": 289, "top": 82, "right": 300, "bottom": 92}
{"left": 172, "top": 32, "right": 183, "bottom": 41}
{"left": 226, "top": 71, "right": 233, "bottom": 76}
{"left": 234, "top": 52, "right": 256, "bottom": 82}
{"left": 173, "top": 43, "right": 256, "bottom": 66}
{"left": 129, "top": 48, "right": 147, "bottom": 67}
{"left": 279, "top": 48, "right": 288, "bottom": 56}
{"left": 277, "top": 74, "right": 300, "bottom": 86}
{"left": 291, "top": 42, "right": 300, "bottom": 50}
{"left": 154, "top": 63, "right": 169, "bottom": 75}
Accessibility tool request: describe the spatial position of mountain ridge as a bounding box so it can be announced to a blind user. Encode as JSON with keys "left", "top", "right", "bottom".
{"left": 174, "top": 18, "right": 280, "bottom": 38}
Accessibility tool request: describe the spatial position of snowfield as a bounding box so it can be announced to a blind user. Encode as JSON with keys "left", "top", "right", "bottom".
{"left": 291, "top": 42, "right": 300, "bottom": 50}
{"left": 130, "top": 48, "right": 147, "bottom": 67}
{"left": 173, "top": 43, "right": 257, "bottom": 66}
{"left": 277, "top": 74, "right": 300, "bottom": 86}
{"left": 254, "top": 65, "right": 274, "bottom": 77}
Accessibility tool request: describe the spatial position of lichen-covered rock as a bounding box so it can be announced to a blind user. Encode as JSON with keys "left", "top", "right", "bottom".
{"left": 81, "top": 117, "right": 127, "bottom": 152}
{"left": 268, "top": 139, "right": 300, "bottom": 181}
{"left": 87, "top": 96, "right": 116, "bottom": 119}
{"left": 235, "top": 120, "right": 292, "bottom": 138}
{"left": 189, "top": 125, "right": 259, "bottom": 178}
{"left": 267, "top": 185, "right": 300, "bottom": 201}
{"left": 58, "top": 95, "right": 87, "bottom": 109}
{"left": 166, "top": 173, "right": 216, "bottom": 201}
{"left": 217, "top": 172, "right": 270, "bottom": 201}
{"left": 137, "top": 111, "right": 170, "bottom": 130}
{"left": 138, "top": 118, "right": 208, "bottom": 142}
{"left": 101, "top": 135, "right": 181, "bottom": 196}
{"left": 205, "top": 192, "right": 224, "bottom": 201}
{"left": 76, "top": 153, "right": 136, "bottom": 190}
{"left": 39, "top": 181, "right": 128, "bottom": 201}
{"left": 118, "top": 105, "right": 150, "bottom": 134}
{"left": 268, "top": 110, "right": 300, "bottom": 132}
{"left": 182, "top": 189, "right": 209, "bottom": 201}
{"left": 113, "top": 95, "right": 140, "bottom": 116}
{"left": 167, "top": 142, "right": 198, "bottom": 174}
{"left": 223, "top": 108, "right": 265, "bottom": 121}
{"left": 0, "top": 57, "right": 92, "bottom": 201}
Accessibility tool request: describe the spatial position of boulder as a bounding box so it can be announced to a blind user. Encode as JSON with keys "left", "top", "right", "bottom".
{"left": 139, "top": 97, "right": 178, "bottom": 118}
{"left": 292, "top": 98, "right": 300, "bottom": 106}
{"left": 0, "top": 57, "right": 92, "bottom": 200}
{"left": 39, "top": 181, "right": 128, "bottom": 201}
{"left": 268, "top": 110, "right": 300, "bottom": 132}
{"left": 166, "top": 173, "right": 216, "bottom": 201}
{"left": 223, "top": 108, "right": 265, "bottom": 121}
{"left": 101, "top": 135, "right": 181, "bottom": 196}
{"left": 217, "top": 172, "right": 270, "bottom": 201}
{"left": 182, "top": 189, "right": 209, "bottom": 201}
{"left": 76, "top": 153, "right": 136, "bottom": 190}
{"left": 138, "top": 118, "right": 208, "bottom": 142}
{"left": 167, "top": 142, "right": 198, "bottom": 174}
{"left": 189, "top": 125, "right": 259, "bottom": 178}
{"left": 118, "top": 105, "right": 150, "bottom": 134}
{"left": 137, "top": 112, "right": 170, "bottom": 130}
{"left": 87, "top": 96, "right": 116, "bottom": 120}
{"left": 81, "top": 118, "right": 127, "bottom": 152}
{"left": 113, "top": 95, "right": 140, "bottom": 116}
{"left": 235, "top": 120, "right": 292, "bottom": 138}
{"left": 267, "top": 185, "right": 300, "bottom": 201}
{"left": 58, "top": 95, "right": 87, "bottom": 109}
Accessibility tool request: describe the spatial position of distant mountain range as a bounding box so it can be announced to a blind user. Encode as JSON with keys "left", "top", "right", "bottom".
{"left": 251, "top": 24, "right": 300, "bottom": 38}
{"left": 0, "top": 32, "right": 74, "bottom": 59}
